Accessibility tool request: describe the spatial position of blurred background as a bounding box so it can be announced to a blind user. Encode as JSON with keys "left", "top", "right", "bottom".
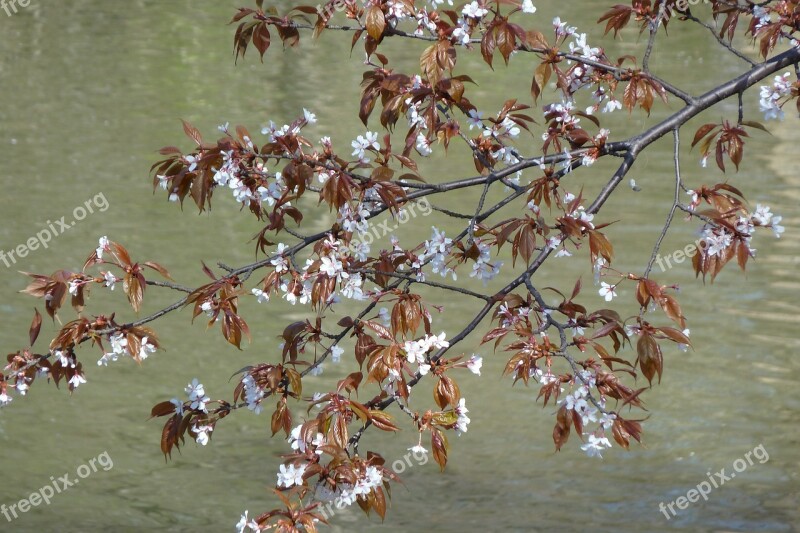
{"left": 0, "top": 1, "right": 797, "bottom": 531}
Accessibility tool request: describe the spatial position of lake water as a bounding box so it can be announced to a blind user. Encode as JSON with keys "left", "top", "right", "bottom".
{"left": 0, "top": 1, "right": 797, "bottom": 531}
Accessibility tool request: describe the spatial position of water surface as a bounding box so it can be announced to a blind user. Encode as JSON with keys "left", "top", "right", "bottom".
{"left": 0, "top": 2, "right": 797, "bottom": 531}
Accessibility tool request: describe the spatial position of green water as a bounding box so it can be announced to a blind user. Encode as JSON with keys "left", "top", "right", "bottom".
{"left": 0, "top": 2, "right": 797, "bottom": 531}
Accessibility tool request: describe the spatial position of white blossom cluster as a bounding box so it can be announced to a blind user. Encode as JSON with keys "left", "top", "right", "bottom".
{"left": 288, "top": 424, "right": 326, "bottom": 455}
{"left": 312, "top": 464, "right": 385, "bottom": 507}
{"left": 759, "top": 72, "right": 793, "bottom": 121}
{"left": 97, "top": 332, "right": 156, "bottom": 366}
{"left": 558, "top": 370, "right": 617, "bottom": 458}
{"left": 469, "top": 239, "right": 503, "bottom": 285}
{"left": 241, "top": 374, "right": 265, "bottom": 415}
{"left": 403, "top": 332, "right": 450, "bottom": 376}
{"left": 418, "top": 226, "right": 455, "bottom": 280}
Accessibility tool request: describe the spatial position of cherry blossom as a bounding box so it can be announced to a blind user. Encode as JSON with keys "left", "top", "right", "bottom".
{"left": 521, "top": 0, "right": 536, "bottom": 14}
{"left": 192, "top": 423, "right": 213, "bottom": 446}
{"left": 351, "top": 131, "right": 380, "bottom": 161}
{"left": 580, "top": 434, "right": 612, "bottom": 458}
{"left": 330, "top": 344, "right": 344, "bottom": 363}
{"left": 462, "top": 1, "right": 487, "bottom": 19}
{"left": 408, "top": 444, "right": 428, "bottom": 455}
{"left": 598, "top": 282, "right": 617, "bottom": 302}
{"left": 303, "top": 108, "right": 317, "bottom": 124}
{"left": 276, "top": 463, "right": 307, "bottom": 488}
{"left": 455, "top": 398, "right": 470, "bottom": 435}
{"left": 235, "top": 511, "right": 259, "bottom": 533}
{"left": 466, "top": 354, "right": 483, "bottom": 376}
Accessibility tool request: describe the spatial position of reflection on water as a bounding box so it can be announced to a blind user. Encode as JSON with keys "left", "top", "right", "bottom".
{"left": 0, "top": 2, "right": 797, "bottom": 531}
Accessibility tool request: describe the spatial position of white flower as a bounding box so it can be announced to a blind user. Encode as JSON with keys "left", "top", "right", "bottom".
{"left": 378, "top": 307, "right": 391, "bottom": 326}
{"left": 138, "top": 337, "right": 157, "bottom": 361}
{"left": 603, "top": 99, "right": 622, "bottom": 113}
{"left": 599, "top": 412, "right": 616, "bottom": 429}
{"left": 521, "top": 0, "right": 536, "bottom": 14}
{"left": 277, "top": 463, "right": 307, "bottom": 488}
{"left": 470, "top": 259, "right": 503, "bottom": 285}
{"left": 235, "top": 511, "right": 259, "bottom": 533}
{"left": 581, "top": 434, "right": 612, "bottom": 458}
{"left": 229, "top": 178, "right": 254, "bottom": 204}
{"left": 155, "top": 174, "right": 170, "bottom": 190}
{"left": 213, "top": 167, "right": 231, "bottom": 187}
{"left": 770, "top": 215, "right": 784, "bottom": 238}
{"left": 69, "top": 373, "right": 87, "bottom": 389}
{"left": 340, "top": 274, "right": 366, "bottom": 300}
{"left": 416, "top": 133, "right": 433, "bottom": 156}
{"left": 251, "top": 288, "right": 269, "bottom": 304}
{"left": 68, "top": 280, "right": 80, "bottom": 297}
{"left": 169, "top": 397, "right": 184, "bottom": 416}
{"left": 404, "top": 339, "right": 427, "bottom": 364}
{"left": 499, "top": 117, "right": 520, "bottom": 138}
{"left": 427, "top": 332, "right": 450, "bottom": 350}
{"left": 408, "top": 444, "right": 428, "bottom": 455}
{"left": 303, "top": 108, "right": 317, "bottom": 124}
{"left": 455, "top": 397, "right": 471, "bottom": 435}
{"left": 192, "top": 424, "right": 213, "bottom": 446}
{"left": 331, "top": 344, "right": 344, "bottom": 363}
{"left": 751, "top": 204, "right": 773, "bottom": 226}
{"left": 185, "top": 378, "right": 210, "bottom": 412}
{"left": 288, "top": 424, "right": 308, "bottom": 452}
{"left": 185, "top": 378, "right": 205, "bottom": 400}
{"left": 55, "top": 349, "right": 71, "bottom": 368}
{"left": 704, "top": 228, "right": 733, "bottom": 256}
{"left": 462, "top": 1, "right": 488, "bottom": 18}
{"left": 270, "top": 243, "right": 290, "bottom": 273}
{"left": 351, "top": 131, "right": 380, "bottom": 160}
{"left": 553, "top": 16, "right": 577, "bottom": 37}
{"left": 351, "top": 466, "right": 384, "bottom": 497}
{"left": 0, "top": 392, "right": 12, "bottom": 407}
{"left": 110, "top": 332, "right": 128, "bottom": 355}
{"left": 466, "top": 354, "right": 483, "bottom": 376}
{"left": 320, "top": 255, "right": 344, "bottom": 277}
{"left": 564, "top": 393, "right": 587, "bottom": 412}
{"left": 467, "top": 109, "right": 484, "bottom": 130}
{"left": 678, "top": 328, "right": 691, "bottom": 352}
{"left": 103, "top": 271, "right": 116, "bottom": 290}
{"left": 184, "top": 154, "right": 198, "bottom": 172}
{"left": 576, "top": 404, "right": 598, "bottom": 425}
{"left": 95, "top": 236, "right": 110, "bottom": 259}
{"left": 752, "top": 6, "right": 771, "bottom": 30}
{"left": 452, "top": 23, "right": 471, "bottom": 46}
{"left": 598, "top": 282, "right": 617, "bottom": 302}
{"left": 758, "top": 72, "right": 792, "bottom": 121}
{"left": 576, "top": 209, "right": 594, "bottom": 227}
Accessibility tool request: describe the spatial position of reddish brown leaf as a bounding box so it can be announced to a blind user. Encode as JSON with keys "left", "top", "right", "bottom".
{"left": 29, "top": 308, "right": 42, "bottom": 347}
